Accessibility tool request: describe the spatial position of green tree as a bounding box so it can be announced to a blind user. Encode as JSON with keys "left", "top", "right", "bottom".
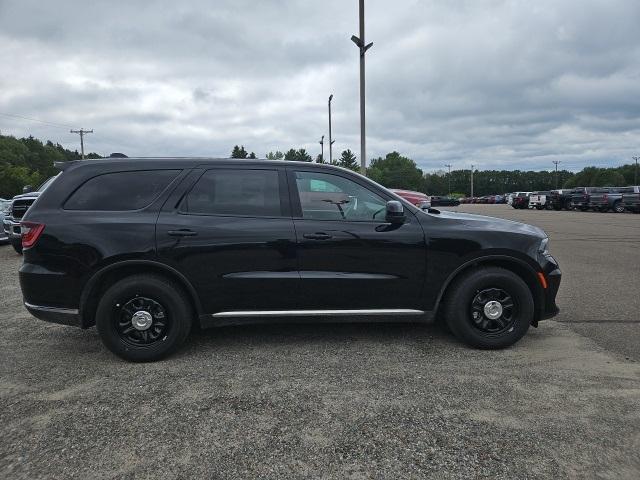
{"left": 368, "top": 152, "right": 424, "bottom": 191}
{"left": 337, "top": 149, "right": 359, "bottom": 171}
{"left": 248, "top": 152, "right": 256, "bottom": 159}
{"left": 266, "top": 151, "right": 284, "bottom": 160}
{"left": 230, "top": 145, "right": 248, "bottom": 158}
{"left": 284, "top": 148, "right": 312, "bottom": 162}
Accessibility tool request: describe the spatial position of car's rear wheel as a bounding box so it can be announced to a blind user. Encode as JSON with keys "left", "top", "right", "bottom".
{"left": 10, "top": 238, "right": 22, "bottom": 254}
{"left": 96, "top": 274, "right": 192, "bottom": 362}
{"left": 613, "top": 201, "right": 624, "bottom": 213}
{"left": 444, "top": 267, "right": 533, "bottom": 349}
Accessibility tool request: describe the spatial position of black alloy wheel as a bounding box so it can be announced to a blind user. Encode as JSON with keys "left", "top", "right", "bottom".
{"left": 444, "top": 267, "right": 533, "bottom": 349}
{"left": 96, "top": 274, "right": 192, "bottom": 362}
{"left": 470, "top": 288, "right": 516, "bottom": 335}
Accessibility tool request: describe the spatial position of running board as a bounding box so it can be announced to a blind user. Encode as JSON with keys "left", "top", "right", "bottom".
{"left": 211, "top": 309, "right": 425, "bottom": 318}
{"left": 201, "top": 308, "right": 428, "bottom": 328}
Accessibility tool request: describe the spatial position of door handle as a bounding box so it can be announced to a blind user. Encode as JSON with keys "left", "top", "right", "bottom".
{"left": 303, "top": 232, "right": 333, "bottom": 240}
{"left": 167, "top": 229, "right": 198, "bottom": 237}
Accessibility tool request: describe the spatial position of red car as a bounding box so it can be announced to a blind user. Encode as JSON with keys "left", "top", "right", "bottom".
{"left": 390, "top": 189, "right": 431, "bottom": 209}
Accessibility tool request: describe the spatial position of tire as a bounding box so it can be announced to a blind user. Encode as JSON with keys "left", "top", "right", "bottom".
{"left": 96, "top": 274, "right": 193, "bottom": 362}
{"left": 444, "top": 267, "right": 533, "bottom": 349}
{"left": 535, "top": 205, "right": 544, "bottom": 210}
{"left": 564, "top": 200, "right": 572, "bottom": 210}
{"left": 612, "top": 201, "right": 624, "bottom": 213}
{"left": 10, "top": 238, "right": 22, "bottom": 254}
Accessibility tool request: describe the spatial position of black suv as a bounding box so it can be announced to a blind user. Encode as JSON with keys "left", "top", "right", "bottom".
{"left": 19, "top": 159, "right": 561, "bottom": 361}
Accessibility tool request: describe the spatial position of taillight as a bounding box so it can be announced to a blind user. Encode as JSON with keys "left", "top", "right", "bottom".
{"left": 21, "top": 222, "right": 45, "bottom": 249}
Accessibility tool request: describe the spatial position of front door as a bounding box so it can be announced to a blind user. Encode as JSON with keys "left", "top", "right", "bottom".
{"left": 288, "top": 169, "right": 426, "bottom": 310}
{"left": 157, "top": 166, "right": 298, "bottom": 314}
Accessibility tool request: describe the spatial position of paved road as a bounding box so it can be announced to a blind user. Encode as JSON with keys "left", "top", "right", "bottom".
{"left": 1, "top": 208, "right": 639, "bottom": 479}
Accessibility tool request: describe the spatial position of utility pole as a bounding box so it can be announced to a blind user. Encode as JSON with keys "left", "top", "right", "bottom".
{"left": 470, "top": 164, "right": 475, "bottom": 198}
{"left": 70, "top": 128, "right": 93, "bottom": 159}
{"left": 328, "top": 94, "right": 335, "bottom": 164}
{"left": 444, "top": 164, "right": 452, "bottom": 195}
{"left": 552, "top": 160, "right": 561, "bottom": 189}
{"left": 351, "top": 0, "right": 373, "bottom": 176}
{"left": 633, "top": 156, "right": 639, "bottom": 185}
{"left": 319, "top": 135, "right": 324, "bottom": 163}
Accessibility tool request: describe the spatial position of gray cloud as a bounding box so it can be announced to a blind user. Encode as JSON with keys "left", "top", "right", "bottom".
{"left": 1, "top": 0, "right": 639, "bottom": 171}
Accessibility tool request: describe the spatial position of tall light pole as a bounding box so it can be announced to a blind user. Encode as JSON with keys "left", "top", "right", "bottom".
{"left": 328, "top": 94, "right": 336, "bottom": 164}
{"left": 351, "top": 0, "right": 373, "bottom": 176}
{"left": 633, "top": 156, "right": 639, "bottom": 185}
{"left": 470, "top": 164, "right": 475, "bottom": 198}
{"left": 70, "top": 128, "right": 93, "bottom": 159}
{"left": 319, "top": 135, "right": 324, "bottom": 163}
{"left": 552, "top": 160, "right": 561, "bottom": 189}
{"left": 444, "top": 164, "right": 452, "bottom": 195}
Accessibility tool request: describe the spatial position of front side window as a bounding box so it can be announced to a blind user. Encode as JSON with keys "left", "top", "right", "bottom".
{"left": 182, "top": 169, "right": 281, "bottom": 217}
{"left": 294, "top": 171, "right": 387, "bottom": 221}
{"left": 65, "top": 170, "right": 180, "bottom": 211}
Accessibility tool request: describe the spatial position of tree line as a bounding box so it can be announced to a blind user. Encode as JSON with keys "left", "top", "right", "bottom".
{"left": 1, "top": 134, "right": 635, "bottom": 198}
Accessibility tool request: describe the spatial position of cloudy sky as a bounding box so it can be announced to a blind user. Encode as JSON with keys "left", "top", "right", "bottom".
{"left": 1, "top": 0, "right": 639, "bottom": 171}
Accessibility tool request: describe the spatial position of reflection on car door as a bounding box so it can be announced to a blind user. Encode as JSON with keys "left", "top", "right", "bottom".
{"left": 157, "top": 167, "right": 299, "bottom": 314}
{"left": 288, "top": 168, "right": 426, "bottom": 310}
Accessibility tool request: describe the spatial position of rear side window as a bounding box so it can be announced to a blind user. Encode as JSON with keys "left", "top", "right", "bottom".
{"left": 65, "top": 170, "right": 180, "bottom": 211}
{"left": 181, "top": 169, "right": 281, "bottom": 217}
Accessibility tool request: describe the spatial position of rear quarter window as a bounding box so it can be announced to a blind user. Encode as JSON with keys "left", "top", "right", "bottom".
{"left": 64, "top": 170, "right": 180, "bottom": 211}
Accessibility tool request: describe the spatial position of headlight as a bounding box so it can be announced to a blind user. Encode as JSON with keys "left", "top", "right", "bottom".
{"left": 539, "top": 237, "right": 549, "bottom": 255}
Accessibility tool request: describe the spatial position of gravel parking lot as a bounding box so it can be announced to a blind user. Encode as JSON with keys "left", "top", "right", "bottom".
{"left": 1, "top": 205, "right": 639, "bottom": 479}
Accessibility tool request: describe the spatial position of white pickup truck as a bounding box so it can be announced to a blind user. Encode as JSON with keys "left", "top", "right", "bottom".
{"left": 528, "top": 191, "right": 552, "bottom": 210}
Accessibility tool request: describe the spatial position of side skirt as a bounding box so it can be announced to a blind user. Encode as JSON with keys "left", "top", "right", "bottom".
{"left": 199, "top": 309, "right": 433, "bottom": 328}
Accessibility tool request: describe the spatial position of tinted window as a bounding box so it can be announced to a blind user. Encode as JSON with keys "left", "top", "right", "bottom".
{"left": 295, "top": 171, "right": 386, "bottom": 221}
{"left": 65, "top": 170, "right": 179, "bottom": 210}
{"left": 182, "top": 169, "right": 281, "bottom": 217}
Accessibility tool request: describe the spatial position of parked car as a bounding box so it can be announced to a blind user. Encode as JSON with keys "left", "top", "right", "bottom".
{"left": 390, "top": 189, "right": 431, "bottom": 210}
{"left": 2, "top": 176, "right": 58, "bottom": 254}
{"left": 549, "top": 189, "right": 573, "bottom": 210}
{"left": 430, "top": 196, "right": 460, "bottom": 207}
{"left": 511, "top": 192, "right": 531, "bottom": 209}
{"left": 528, "top": 191, "right": 551, "bottom": 210}
{"left": 570, "top": 187, "right": 597, "bottom": 211}
{"left": 19, "top": 158, "right": 560, "bottom": 361}
{"left": 508, "top": 192, "right": 531, "bottom": 207}
{"left": 0, "top": 199, "right": 11, "bottom": 243}
{"left": 589, "top": 186, "right": 639, "bottom": 213}
{"left": 621, "top": 186, "right": 640, "bottom": 213}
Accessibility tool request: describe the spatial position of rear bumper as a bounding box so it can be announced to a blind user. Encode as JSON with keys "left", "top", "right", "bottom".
{"left": 24, "top": 302, "right": 81, "bottom": 327}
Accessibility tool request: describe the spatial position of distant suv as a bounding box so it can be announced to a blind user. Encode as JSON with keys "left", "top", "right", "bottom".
{"left": 549, "top": 189, "right": 572, "bottom": 210}
{"left": 621, "top": 186, "right": 640, "bottom": 213}
{"left": 588, "top": 187, "right": 627, "bottom": 213}
{"left": 511, "top": 192, "right": 530, "bottom": 209}
{"left": 19, "top": 159, "right": 561, "bottom": 361}
{"left": 570, "top": 187, "right": 597, "bottom": 211}
{"left": 3, "top": 176, "right": 57, "bottom": 253}
{"left": 430, "top": 196, "right": 460, "bottom": 207}
{"left": 528, "top": 191, "right": 551, "bottom": 210}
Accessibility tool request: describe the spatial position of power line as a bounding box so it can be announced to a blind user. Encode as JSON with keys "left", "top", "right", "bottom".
{"left": 0, "top": 112, "right": 75, "bottom": 129}
{"left": 552, "top": 160, "right": 561, "bottom": 188}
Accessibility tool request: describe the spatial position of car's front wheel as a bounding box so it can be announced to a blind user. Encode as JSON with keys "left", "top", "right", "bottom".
{"left": 444, "top": 267, "right": 533, "bottom": 349}
{"left": 96, "top": 274, "right": 193, "bottom": 362}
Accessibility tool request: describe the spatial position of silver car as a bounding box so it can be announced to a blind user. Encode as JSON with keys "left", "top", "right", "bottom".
{"left": 0, "top": 199, "right": 12, "bottom": 243}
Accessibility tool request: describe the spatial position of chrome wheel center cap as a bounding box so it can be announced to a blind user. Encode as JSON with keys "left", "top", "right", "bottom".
{"left": 483, "top": 301, "right": 503, "bottom": 320}
{"left": 131, "top": 311, "right": 153, "bottom": 331}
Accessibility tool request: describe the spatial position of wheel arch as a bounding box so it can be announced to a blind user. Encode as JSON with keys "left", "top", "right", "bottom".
{"left": 433, "top": 255, "right": 545, "bottom": 326}
{"left": 79, "top": 260, "right": 202, "bottom": 328}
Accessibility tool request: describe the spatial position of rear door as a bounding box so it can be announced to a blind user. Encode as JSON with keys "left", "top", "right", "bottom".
{"left": 287, "top": 168, "right": 426, "bottom": 310}
{"left": 156, "top": 166, "right": 299, "bottom": 314}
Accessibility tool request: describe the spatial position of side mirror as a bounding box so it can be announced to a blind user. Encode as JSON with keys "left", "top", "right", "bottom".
{"left": 22, "top": 185, "right": 32, "bottom": 193}
{"left": 385, "top": 200, "right": 406, "bottom": 224}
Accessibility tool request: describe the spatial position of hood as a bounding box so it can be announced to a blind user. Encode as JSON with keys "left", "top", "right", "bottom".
{"left": 12, "top": 191, "right": 42, "bottom": 200}
{"left": 432, "top": 209, "right": 546, "bottom": 238}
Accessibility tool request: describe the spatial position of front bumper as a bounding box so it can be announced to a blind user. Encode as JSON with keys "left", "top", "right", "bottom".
{"left": 540, "top": 267, "right": 561, "bottom": 320}
{"left": 3, "top": 218, "right": 21, "bottom": 240}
